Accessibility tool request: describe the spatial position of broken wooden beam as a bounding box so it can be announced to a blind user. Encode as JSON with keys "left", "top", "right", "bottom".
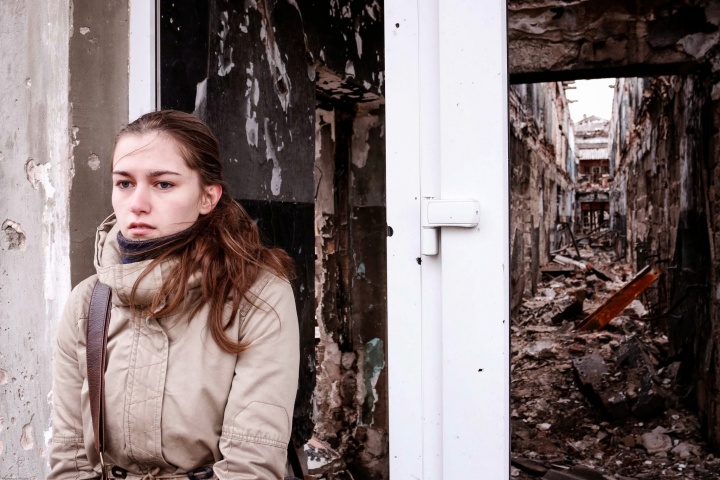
{"left": 575, "top": 265, "right": 662, "bottom": 331}
{"left": 552, "top": 254, "right": 589, "bottom": 271}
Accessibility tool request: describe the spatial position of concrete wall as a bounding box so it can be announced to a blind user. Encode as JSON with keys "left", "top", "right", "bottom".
{"left": 0, "top": 2, "right": 72, "bottom": 477}
{"left": 509, "top": 82, "right": 576, "bottom": 313}
{"left": 68, "top": 0, "right": 129, "bottom": 285}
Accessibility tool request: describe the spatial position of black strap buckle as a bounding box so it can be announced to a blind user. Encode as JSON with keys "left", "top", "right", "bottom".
{"left": 110, "top": 465, "right": 128, "bottom": 479}
{"left": 187, "top": 466, "right": 214, "bottom": 479}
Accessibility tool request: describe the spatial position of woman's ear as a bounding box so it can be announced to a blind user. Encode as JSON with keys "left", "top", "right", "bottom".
{"left": 200, "top": 184, "right": 222, "bottom": 214}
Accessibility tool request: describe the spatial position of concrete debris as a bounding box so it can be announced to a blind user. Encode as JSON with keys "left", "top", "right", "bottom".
{"left": 641, "top": 427, "right": 673, "bottom": 454}
{"left": 553, "top": 254, "right": 590, "bottom": 272}
{"left": 512, "top": 245, "right": 717, "bottom": 479}
{"left": 670, "top": 441, "right": 702, "bottom": 458}
{"left": 573, "top": 354, "right": 608, "bottom": 390}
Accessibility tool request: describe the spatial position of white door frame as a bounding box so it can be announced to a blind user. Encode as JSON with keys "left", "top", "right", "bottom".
{"left": 385, "top": 1, "right": 510, "bottom": 477}
{"left": 133, "top": 0, "right": 511, "bottom": 476}
{"left": 128, "top": 0, "right": 158, "bottom": 120}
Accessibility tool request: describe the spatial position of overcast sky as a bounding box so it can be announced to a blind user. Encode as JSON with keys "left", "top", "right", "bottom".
{"left": 565, "top": 78, "right": 616, "bottom": 123}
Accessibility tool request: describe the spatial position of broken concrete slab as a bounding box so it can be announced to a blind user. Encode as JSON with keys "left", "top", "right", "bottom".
{"left": 542, "top": 263, "right": 577, "bottom": 277}
{"left": 542, "top": 466, "right": 606, "bottom": 480}
{"left": 551, "top": 289, "right": 587, "bottom": 324}
{"left": 615, "top": 336, "right": 650, "bottom": 369}
{"left": 573, "top": 353, "right": 609, "bottom": 390}
{"left": 599, "top": 388, "right": 631, "bottom": 419}
{"left": 641, "top": 429, "right": 673, "bottom": 455}
{"left": 631, "top": 375, "right": 666, "bottom": 420}
{"left": 511, "top": 456, "right": 548, "bottom": 476}
{"left": 553, "top": 254, "right": 590, "bottom": 271}
{"left": 671, "top": 441, "right": 701, "bottom": 458}
{"left": 525, "top": 339, "right": 557, "bottom": 359}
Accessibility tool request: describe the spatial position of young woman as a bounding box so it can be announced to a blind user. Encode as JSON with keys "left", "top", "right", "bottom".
{"left": 48, "top": 110, "right": 300, "bottom": 479}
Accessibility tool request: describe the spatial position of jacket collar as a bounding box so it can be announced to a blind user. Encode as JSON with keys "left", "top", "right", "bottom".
{"left": 94, "top": 214, "right": 201, "bottom": 309}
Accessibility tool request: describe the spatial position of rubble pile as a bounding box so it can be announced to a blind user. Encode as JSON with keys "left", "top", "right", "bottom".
{"left": 512, "top": 246, "right": 720, "bottom": 479}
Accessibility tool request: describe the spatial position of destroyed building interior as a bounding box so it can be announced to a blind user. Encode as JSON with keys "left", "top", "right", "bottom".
{"left": 509, "top": 2, "right": 720, "bottom": 478}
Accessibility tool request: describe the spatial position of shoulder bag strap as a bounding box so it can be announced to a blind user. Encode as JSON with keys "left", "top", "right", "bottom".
{"left": 287, "top": 439, "right": 304, "bottom": 479}
{"left": 86, "top": 281, "right": 112, "bottom": 471}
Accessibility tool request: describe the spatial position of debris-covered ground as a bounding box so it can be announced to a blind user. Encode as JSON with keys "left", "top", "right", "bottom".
{"left": 512, "top": 244, "right": 720, "bottom": 479}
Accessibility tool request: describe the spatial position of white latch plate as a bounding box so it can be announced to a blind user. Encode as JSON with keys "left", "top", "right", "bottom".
{"left": 423, "top": 199, "right": 480, "bottom": 227}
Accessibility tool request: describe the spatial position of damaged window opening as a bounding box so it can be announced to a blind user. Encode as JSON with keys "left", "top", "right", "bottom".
{"left": 510, "top": 73, "right": 718, "bottom": 478}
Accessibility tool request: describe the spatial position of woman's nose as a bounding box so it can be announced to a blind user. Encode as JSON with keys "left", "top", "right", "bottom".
{"left": 129, "top": 186, "right": 151, "bottom": 214}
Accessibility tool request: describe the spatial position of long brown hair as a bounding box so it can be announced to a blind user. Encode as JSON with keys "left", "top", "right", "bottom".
{"left": 115, "top": 110, "right": 293, "bottom": 353}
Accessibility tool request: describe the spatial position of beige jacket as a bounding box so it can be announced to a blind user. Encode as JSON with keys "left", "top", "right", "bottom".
{"left": 48, "top": 216, "right": 300, "bottom": 479}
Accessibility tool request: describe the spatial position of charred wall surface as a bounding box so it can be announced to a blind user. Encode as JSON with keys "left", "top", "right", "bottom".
{"left": 314, "top": 103, "right": 387, "bottom": 479}
{"left": 509, "top": 0, "right": 720, "bottom": 82}
{"left": 510, "top": 82, "right": 576, "bottom": 313}
{"left": 160, "top": 1, "right": 386, "bottom": 477}
{"left": 609, "top": 75, "right": 718, "bottom": 446}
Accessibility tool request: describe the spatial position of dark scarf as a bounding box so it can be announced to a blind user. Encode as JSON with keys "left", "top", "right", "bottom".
{"left": 117, "top": 228, "right": 193, "bottom": 264}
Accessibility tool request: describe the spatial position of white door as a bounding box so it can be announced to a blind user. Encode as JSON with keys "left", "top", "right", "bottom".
{"left": 385, "top": 1, "right": 510, "bottom": 478}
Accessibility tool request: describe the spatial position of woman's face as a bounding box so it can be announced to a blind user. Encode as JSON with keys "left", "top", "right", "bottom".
{"left": 112, "top": 132, "right": 220, "bottom": 240}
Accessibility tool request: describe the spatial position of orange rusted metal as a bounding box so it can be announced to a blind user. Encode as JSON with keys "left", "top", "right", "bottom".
{"left": 576, "top": 265, "right": 662, "bottom": 331}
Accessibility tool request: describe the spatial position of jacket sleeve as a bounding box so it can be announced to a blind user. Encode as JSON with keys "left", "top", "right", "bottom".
{"left": 214, "top": 275, "right": 300, "bottom": 480}
{"left": 47, "top": 281, "right": 99, "bottom": 479}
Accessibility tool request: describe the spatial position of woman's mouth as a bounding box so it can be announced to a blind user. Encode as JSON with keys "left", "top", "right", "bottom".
{"left": 128, "top": 223, "right": 155, "bottom": 236}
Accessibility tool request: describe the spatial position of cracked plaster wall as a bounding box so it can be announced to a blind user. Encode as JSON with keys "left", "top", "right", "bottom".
{"left": 510, "top": 82, "right": 576, "bottom": 313}
{"left": 0, "top": 2, "right": 72, "bottom": 477}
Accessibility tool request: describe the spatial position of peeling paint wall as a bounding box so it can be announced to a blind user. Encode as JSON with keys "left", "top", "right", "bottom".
{"left": 314, "top": 102, "right": 387, "bottom": 479}
{"left": 510, "top": 82, "right": 576, "bottom": 312}
{"left": 159, "top": 2, "right": 386, "bottom": 474}
{"left": 0, "top": 2, "right": 72, "bottom": 477}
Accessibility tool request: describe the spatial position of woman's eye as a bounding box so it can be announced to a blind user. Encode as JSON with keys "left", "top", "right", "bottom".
{"left": 156, "top": 182, "right": 173, "bottom": 189}
{"left": 116, "top": 181, "right": 132, "bottom": 189}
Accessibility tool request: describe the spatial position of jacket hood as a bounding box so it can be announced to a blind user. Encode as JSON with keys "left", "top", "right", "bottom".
{"left": 94, "top": 214, "right": 200, "bottom": 308}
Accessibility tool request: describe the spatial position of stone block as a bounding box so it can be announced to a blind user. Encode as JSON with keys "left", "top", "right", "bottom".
{"left": 573, "top": 353, "right": 609, "bottom": 390}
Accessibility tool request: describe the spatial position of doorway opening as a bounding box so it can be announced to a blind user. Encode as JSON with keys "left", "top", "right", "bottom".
{"left": 510, "top": 74, "right": 716, "bottom": 478}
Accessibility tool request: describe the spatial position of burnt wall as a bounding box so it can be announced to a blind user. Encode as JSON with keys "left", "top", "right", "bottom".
{"left": 160, "top": 0, "right": 386, "bottom": 474}
{"left": 510, "top": 82, "right": 576, "bottom": 313}
{"left": 509, "top": 0, "right": 720, "bottom": 82}
{"left": 314, "top": 103, "right": 388, "bottom": 480}
{"left": 610, "top": 75, "right": 716, "bottom": 446}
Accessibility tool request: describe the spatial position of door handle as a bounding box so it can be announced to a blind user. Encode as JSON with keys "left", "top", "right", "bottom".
{"left": 421, "top": 198, "right": 480, "bottom": 255}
